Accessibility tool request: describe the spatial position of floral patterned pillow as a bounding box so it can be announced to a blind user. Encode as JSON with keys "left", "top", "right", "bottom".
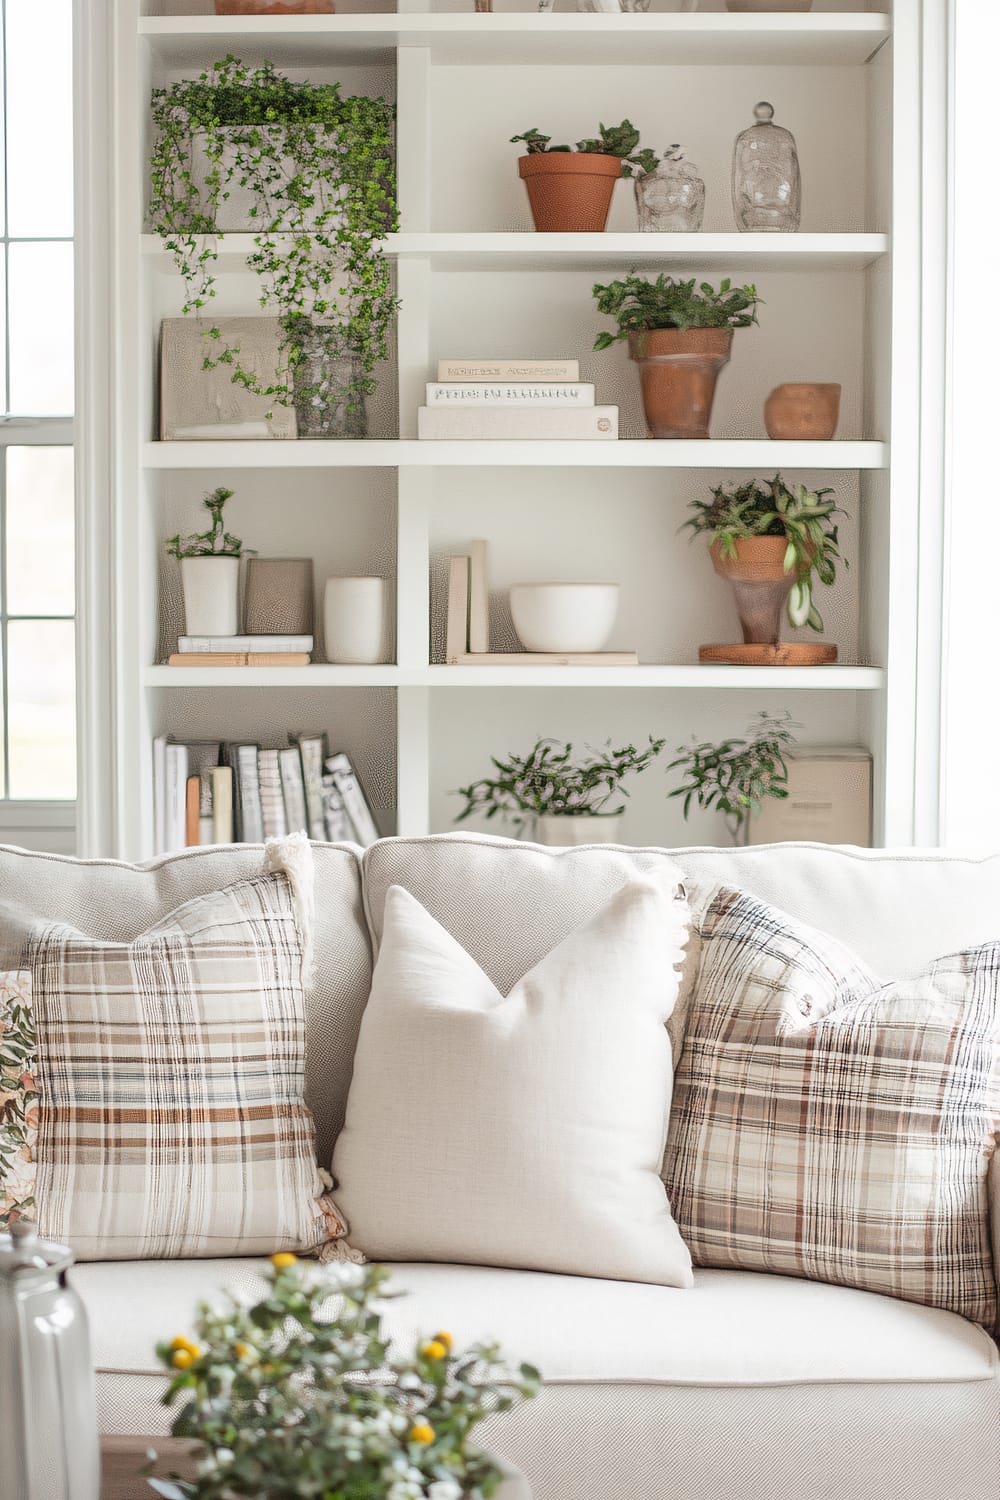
{"left": 0, "top": 971, "right": 37, "bottom": 1227}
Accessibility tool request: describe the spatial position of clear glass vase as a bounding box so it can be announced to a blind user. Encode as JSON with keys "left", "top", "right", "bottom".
{"left": 732, "top": 101, "right": 801, "bottom": 233}
{"left": 293, "top": 329, "right": 368, "bottom": 439}
{"left": 635, "top": 149, "right": 705, "bottom": 232}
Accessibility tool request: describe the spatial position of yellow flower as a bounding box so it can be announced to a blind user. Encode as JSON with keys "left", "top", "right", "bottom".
{"left": 170, "top": 1336, "right": 198, "bottom": 1355}
{"left": 271, "top": 1252, "right": 298, "bottom": 1270}
{"left": 433, "top": 1330, "right": 454, "bottom": 1352}
{"left": 409, "top": 1422, "right": 435, "bottom": 1446}
{"left": 171, "top": 1347, "right": 199, "bottom": 1370}
{"left": 421, "top": 1340, "right": 447, "bottom": 1361}
{"left": 234, "top": 1342, "right": 254, "bottom": 1361}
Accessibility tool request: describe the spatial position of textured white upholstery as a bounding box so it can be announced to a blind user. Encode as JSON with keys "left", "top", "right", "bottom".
{"left": 75, "top": 1259, "right": 1000, "bottom": 1499}
{"left": 0, "top": 841, "right": 371, "bottom": 1163}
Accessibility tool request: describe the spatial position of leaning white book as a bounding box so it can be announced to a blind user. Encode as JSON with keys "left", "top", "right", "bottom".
{"left": 437, "top": 358, "right": 580, "bottom": 382}
{"left": 426, "top": 383, "right": 595, "bottom": 407}
{"left": 418, "top": 405, "right": 618, "bottom": 440}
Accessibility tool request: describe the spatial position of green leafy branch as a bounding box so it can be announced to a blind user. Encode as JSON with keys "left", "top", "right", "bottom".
{"left": 454, "top": 735, "right": 666, "bottom": 830}
{"left": 164, "top": 487, "right": 242, "bottom": 560}
{"left": 667, "top": 711, "right": 798, "bottom": 844}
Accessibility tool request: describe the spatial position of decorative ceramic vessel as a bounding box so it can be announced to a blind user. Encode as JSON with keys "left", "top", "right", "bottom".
{"left": 509, "top": 582, "right": 620, "bottom": 653}
{"left": 180, "top": 555, "right": 241, "bottom": 637}
{"left": 323, "top": 577, "right": 388, "bottom": 664}
{"left": 628, "top": 328, "right": 733, "bottom": 439}
{"left": 710, "top": 535, "right": 793, "bottom": 645}
{"left": 732, "top": 101, "right": 801, "bottom": 232}
{"left": 535, "top": 813, "right": 624, "bottom": 846}
{"left": 635, "top": 152, "right": 705, "bottom": 232}
{"left": 764, "top": 382, "right": 841, "bottom": 440}
{"left": 244, "top": 557, "right": 314, "bottom": 635}
{"left": 518, "top": 153, "right": 622, "bottom": 233}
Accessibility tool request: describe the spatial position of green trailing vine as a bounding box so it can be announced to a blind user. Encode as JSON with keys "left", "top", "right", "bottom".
{"left": 148, "top": 57, "right": 399, "bottom": 424}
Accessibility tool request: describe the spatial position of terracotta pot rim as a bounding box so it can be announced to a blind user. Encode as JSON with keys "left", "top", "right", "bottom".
{"left": 710, "top": 534, "right": 791, "bottom": 581}
{"left": 518, "top": 153, "right": 624, "bottom": 179}
{"left": 628, "top": 327, "right": 734, "bottom": 361}
{"left": 768, "top": 381, "right": 842, "bottom": 395}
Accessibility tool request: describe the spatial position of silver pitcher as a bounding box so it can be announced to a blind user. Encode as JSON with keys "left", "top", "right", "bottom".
{"left": 0, "top": 1221, "right": 100, "bottom": 1500}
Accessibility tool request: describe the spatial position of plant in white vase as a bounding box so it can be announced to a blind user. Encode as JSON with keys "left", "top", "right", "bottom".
{"left": 667, "top": 710, "right": 798, "bottom": 845}
{"left": 454, "top": 734, "right": 665, "bottom": 845}
{"left": 164, "top": 487, "right": 244, "bottom": 638}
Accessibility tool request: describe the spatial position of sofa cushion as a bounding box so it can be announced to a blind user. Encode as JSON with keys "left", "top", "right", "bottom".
{"left": 666, "top": 884, "right": 1000, "bottom": 1331}
{"left": 0, "top": 841, "right": 370, "bottom": 1166}
{"left": 332, "top": 879, "right": 692, "bottom": 1285}
{"left": 76, "top": 1259, "right": 1000, "bottom": 1500}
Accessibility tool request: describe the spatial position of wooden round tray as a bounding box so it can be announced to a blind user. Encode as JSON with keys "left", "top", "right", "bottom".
{"left": 698, "top": 642, "right": 839, "bottom": 666}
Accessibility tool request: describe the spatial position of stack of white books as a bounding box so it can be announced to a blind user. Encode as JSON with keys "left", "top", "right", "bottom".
{"left": 417, "top": 359, "right": 619, "bottom": 441}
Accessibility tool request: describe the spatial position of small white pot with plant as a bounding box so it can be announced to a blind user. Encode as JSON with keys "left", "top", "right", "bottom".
{"left": 165, "top": 486, "right": 244, "bottom": 638}
{"left": 454, "top": 734, "right": 665, "bottom": 846}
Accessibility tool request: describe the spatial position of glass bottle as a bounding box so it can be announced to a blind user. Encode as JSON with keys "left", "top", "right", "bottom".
{"left": 732, "top": 101, "right": 801, "bottom": 233}
{"left": 635, "top": 146, "right": 705, "bottom": 232}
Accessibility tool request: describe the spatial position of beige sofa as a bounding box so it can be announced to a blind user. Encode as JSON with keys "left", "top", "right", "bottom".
{"left": 3, "top": 834, "right": 1000, "bottom": 1500}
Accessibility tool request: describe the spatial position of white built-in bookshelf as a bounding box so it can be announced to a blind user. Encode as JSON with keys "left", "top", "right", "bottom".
{"left": 112, "top": 0, "right": 932, "bottom": 858}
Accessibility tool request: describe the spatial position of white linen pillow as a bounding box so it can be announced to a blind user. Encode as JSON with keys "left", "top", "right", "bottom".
{"left": 332, "top": 876, "right": 693, "bottom": 1286}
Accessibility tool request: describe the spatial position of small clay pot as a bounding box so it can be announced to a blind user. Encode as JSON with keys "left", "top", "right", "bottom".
{"left": 518, "top": 153, "right": 622, "bottom": 233}
{"left": 764, "top": 382, "right": 841, "bottom": 440}
{"left": 628, "top": 327, "right": 733, "bottom": 439}
{"left": 710, "top": 535, "right": 792, "bottom": 645}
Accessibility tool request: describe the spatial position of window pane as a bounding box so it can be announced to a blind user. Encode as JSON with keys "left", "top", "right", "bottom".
{"left": 5, "top": 0, "right": 73, "bottom": 237}
{"left": 7, "top": 620, "right": 75, "bottom": 799}
{"left": 8, "top": 242, "right": 74, "bottom": 414}
{"left": 6, "top": 448, "right": 74, "bottom": 615}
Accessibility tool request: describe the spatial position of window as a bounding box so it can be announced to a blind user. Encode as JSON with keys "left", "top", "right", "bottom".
{"left": 0, "top": 0, "right": 76, "bottom": 810}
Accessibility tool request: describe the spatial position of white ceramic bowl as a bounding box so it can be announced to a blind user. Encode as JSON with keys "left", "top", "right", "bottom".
{"left": 509, "top": 582, "right": 620, "bottom": 654}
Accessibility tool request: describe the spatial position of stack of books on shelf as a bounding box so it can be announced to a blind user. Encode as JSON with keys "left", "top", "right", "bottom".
{"left": 153, "top": 733, "right": 379, "bottom": 853}
{"left": 167, "top": 635, "right": 314, "bottom": 668}
{"left": 417, "top": 359, "right": 619, "bottom": 441}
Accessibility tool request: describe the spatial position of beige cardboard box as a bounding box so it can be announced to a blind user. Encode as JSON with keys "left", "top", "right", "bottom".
{"left": 748, "top": 746, "right": 872, "bottom": 847}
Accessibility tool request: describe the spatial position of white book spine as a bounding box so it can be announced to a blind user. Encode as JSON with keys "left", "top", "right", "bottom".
{"left": 437, "top": 359, "right": 580, "bottom": 381}
{"left": 212, "top": 766, "right": 234, "bottom": 844}
{"left": 426, "top": 383, "right": 595, "bottom": 406}
{"left": 321, "top": 778, "right": 355, "bottom": 843}
{"left": 164, "top": 743, "right": 188, "bottom": 853}
{"left": 295, "top": 735, "right": 328, "bottom": 840}
{"left": 325, "top": 753, "right": 379, "bottom": 847}
{"left": 177, "top": 634, "right": 313, "bottom": 653}
{"left": 418, "top": 405, "right": 619, "bottom": 441}
{"left": 258, "top": 750, "right": 288, "bottom": 839}
{"left": 236, "top": 746, "right": 264, "bottom": 844}
{"left": 278, "top": 746, "right": 309, "bottom": 835}
{"left": 153, "top": 736, "right": 167, "bottom": 854}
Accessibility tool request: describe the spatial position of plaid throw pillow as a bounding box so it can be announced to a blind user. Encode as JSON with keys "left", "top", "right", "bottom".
{"left": 664, "top": 885, "right": 1000, "bottom": 1330}
{"left": 23, "top": 837, "right": 346, "bottom": 1261}
{"left": 0, "top": 970, "right": 37, "bottom": 1227}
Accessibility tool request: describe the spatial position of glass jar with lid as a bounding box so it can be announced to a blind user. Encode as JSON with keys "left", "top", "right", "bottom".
{"left": 732, "top": 101, "right": 801, "bottom": 232}
{"left": 634, "top": 147, "right": 706, "bottom": 232}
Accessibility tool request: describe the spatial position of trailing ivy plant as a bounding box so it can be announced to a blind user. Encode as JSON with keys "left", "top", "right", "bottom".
{"left": 149, "top": 57, "right": 399, "bottom": 421}
{"left": 681, "top": 474, "right": 846, "bottom": 632}
{"left": 511, "top": 119, "right": 642, "bottom": 164}
{"left": 454, "top": 735, "right": 666, "bottom": 834}
{"left": 593, "top": 274, "right": 761, "bottom": 347}
{"left": 667, "top": 711, "right": 798, "bottom": 844}
{"left": 164, "top": 487, "right": 242, "bottom": 560}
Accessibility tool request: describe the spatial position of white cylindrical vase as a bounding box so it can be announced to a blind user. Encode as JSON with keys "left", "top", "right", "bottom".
{"left": 180, "top": 555, "right": 241, "bottom": 637}
{"left": 534, "top": 813, "right": 624, "bottom": 846}
{"left": 323, "top": 576, "right": 388, "bottom": 664}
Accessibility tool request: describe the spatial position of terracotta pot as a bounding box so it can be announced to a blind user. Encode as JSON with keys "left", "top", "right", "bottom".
{"left": 764, "top": 382, "right": 841, "bottom": 440}
{"left": 214, "top": 1, "right": 335, "bottom": 13}
{"left": 628, "top": 328, "right": 733, "bottom": 439}
{"left": 710, "top": 535, "right": 793, "bottom": 645}
{"left": 517, "top": 153, "right": 622, "bottom": 233}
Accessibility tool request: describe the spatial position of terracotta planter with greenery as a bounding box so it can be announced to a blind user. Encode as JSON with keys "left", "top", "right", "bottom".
{"left": 628, "top": 327, "right": 734, "bottom": 439}
{"left": 710, "top": 535, "right": 794, "bottom": 644}
{"left": 518, "top": 152, "right": 623, "bottom": 232}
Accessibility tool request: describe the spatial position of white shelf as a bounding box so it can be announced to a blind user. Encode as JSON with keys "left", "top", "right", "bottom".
{"left": 142, "top": 439, "right": 887, "bottom": 470}
{"left": 144, "top": 664, "right": 884, "bottom": 691}
{"left": 142, "top": 232, "right": 889, "bottom": 274}
{"left": 138, "top": 14, "right": 890, "bottom": 70}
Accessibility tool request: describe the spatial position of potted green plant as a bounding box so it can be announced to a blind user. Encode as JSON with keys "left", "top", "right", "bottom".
{"left": 667, "top": 711, "right": 797, "bottom": 845}
{"left": 164, "top": 487, "right": 244, "bottom": 638}
{"left": 454, "top": 734, "right": 665, "bottom": 845}
{"left": 682, "top": 474, "right": 846, "bottom": 663}
{"left": 510, "top": 120, "right": 643, "bottom": 232}
{"left": 149, "top": 58, "right": 398, "bottom": 436}
{"left": 147, "top": 1255, "right": 540, "bottom": 1499}
{"left": 592, "top": 274, "right": 761, "bottom": 438}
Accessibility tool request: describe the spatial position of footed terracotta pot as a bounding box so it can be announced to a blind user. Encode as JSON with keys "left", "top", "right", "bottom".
{"left": 710, "top": 535, "right": 792, "bottom": 645}
{"left": 518, "top": 153, "right": 622, "bottom": 233}
{"left": 628, "top": 327, "right": 733, "bottom": 439}
{"left": 764, "top": 382, "right": 841, "bottom": 440}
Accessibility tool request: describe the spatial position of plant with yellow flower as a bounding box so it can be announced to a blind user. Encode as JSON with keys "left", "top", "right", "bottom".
{"left": 149, "top": 1254, "right": 540, "bottom": 1500}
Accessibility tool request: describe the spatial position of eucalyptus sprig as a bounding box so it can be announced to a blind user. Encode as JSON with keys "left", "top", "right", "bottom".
{"left": 667, "top": 711, "right": 798, "bottom": 844}
{"left": 149, "top": 57, "right": 399, "bottom": 420}
{"left": 454, "top": 735, "right": 666, "bottom": 832}
{"left": 149, "top": 1256, "right": 540, "bottom": 1500}
{"left": 682, "top": 474, "right": 846, "bottom": 632}
{"left": 164, "top": 487, "right": 242, "bottom": 560}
